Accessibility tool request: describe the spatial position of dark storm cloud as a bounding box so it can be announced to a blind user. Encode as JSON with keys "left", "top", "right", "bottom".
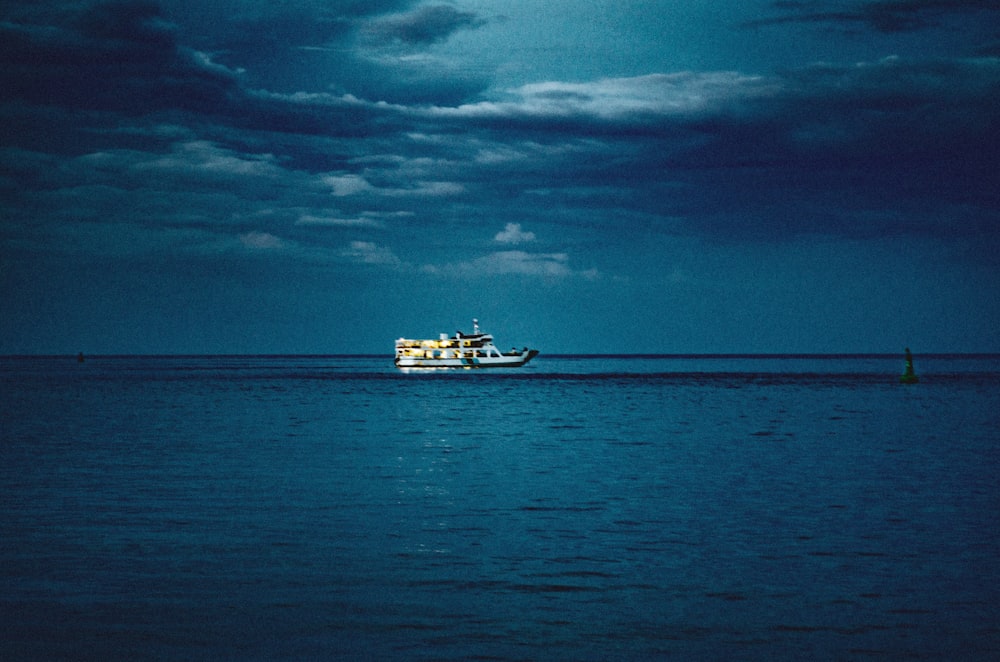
{"left": 191, "top": 1, "right": 489, "bottom": 104}
{"left": 77, "top": 1, "right": 173, "bottom": 45}
{"left": 753, "top": 0, "right": 1000, "bottom": 33}
{"left": 0, "top": 0, "right": 419, "bottom": 154}
{"left": 0, "top": 2, "right": 237, "bottom": 117}
{"left": 3, "top": 1, "right": 999, "bottom": 353}
{"left": 0, "top": 0, "right": 485, "bottom": 128}
{"left": 3, "top": 1, "right": 998, "bottom": 255}
{"left": 412, "top": 57, "right": 1000, "bottom": 241}
{"left": 345, "top": 4, "right": 491, "bottom": 103}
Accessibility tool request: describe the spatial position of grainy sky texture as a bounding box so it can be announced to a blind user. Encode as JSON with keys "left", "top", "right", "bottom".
{"left": 2, "top": 0, "right": 999, "bottom": 353}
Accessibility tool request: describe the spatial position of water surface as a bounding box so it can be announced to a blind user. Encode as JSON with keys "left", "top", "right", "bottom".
{"left": 2, "top": 355, "right": 998, "bottom": 660}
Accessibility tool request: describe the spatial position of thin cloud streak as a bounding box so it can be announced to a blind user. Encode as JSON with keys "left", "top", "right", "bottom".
{"left": 423, "top": 250, "right": 600, "bottom": 280}
{"left": 750, "top": 0, "right": 1000, "bottom": 33}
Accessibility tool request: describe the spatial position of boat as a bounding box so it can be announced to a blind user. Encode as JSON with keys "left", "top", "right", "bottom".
{"left": 395, "top": 319, "right": 539, "bottom": 369}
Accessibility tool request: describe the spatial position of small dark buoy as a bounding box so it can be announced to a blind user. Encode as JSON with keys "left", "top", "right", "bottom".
{"left": 77, "top": 352, "right": 85, "bottom": 364}
{"left": 900, "top": 347, "right": 918, "bottom": 384}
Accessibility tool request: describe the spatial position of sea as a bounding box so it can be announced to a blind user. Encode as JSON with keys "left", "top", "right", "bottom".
{"left": 2, "top": 354, "right": 999, "bottom": 661}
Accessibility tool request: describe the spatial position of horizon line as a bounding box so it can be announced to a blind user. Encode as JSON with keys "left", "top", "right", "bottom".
{"left": 5, "top": 352, "right": 1000, "bottom": 360}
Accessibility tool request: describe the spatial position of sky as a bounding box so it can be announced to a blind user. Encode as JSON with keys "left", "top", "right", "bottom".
{"left": 2, "top": 0, "right": 999, "bottom": 354}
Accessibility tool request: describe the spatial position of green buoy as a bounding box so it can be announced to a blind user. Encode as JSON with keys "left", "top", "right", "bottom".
{"left": 900, "top": 347, "right": 918, "bottom": 384}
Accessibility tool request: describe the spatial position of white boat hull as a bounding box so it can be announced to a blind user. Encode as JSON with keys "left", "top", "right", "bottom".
{"left": 395, "top": 349, "right": 538, "bottom": 369}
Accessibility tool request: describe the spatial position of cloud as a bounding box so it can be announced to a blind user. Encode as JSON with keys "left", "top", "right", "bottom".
{"left": 444, "top": 57, "right": 998, "bottom": 239}
{"left": 427, "top": 73, "right": 780, "bottom": 127}
{"left": 396, "top": 181, "right": 465, "bottom": 197}
{"left": 424, "top": 250, "right": 600, "bottom": 280}
{"left": 134, "top": 140, "right": 283, "bottom": 179}
{"left": 365, "top": 5, "right": 487, "bottom": 45}
{"left": 750, "top": 1, "right": 1000, "bottom": 33}
{"left": 0, "top": 1, "right": 239, "bottom": 115}
{"left": 198, "top": 2, "right": 492, "bottom": 105}
{"left": 494, "top": 223, "right": 536, "bottom": 244}
{"left": 3, "top": 0, "right": 998, "bottom": 278}
{"left": 476, "top": 250, "right": 572, "bottom": 277}
{"left": 0, "top": 0, "right": 480, "bottom": 129}
{"left": 324, "top": 174, "right": 375, "bottom": 196}
{"left": 323, "top": 173, "right": 464, "bottom": 198}
{"left": 78, "top": 0, "right": 177, "bottom": 45}
{"left": 342, "top": 240, "right": 401, "bottom": 265}
{"left": 296, "top": 214, "right": 385, "bottom": 228}
{"left": 239, "top": 231, "right": 285, "bottom": 250}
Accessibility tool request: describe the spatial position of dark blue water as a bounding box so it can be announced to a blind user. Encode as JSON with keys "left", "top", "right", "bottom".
{"left": 3, "top": 355, "right": 999, "bottom": 660}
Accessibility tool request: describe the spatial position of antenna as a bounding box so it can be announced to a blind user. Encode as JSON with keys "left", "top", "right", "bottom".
{"left": 473, "top": 318, "right": 480, "bottom": 334}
